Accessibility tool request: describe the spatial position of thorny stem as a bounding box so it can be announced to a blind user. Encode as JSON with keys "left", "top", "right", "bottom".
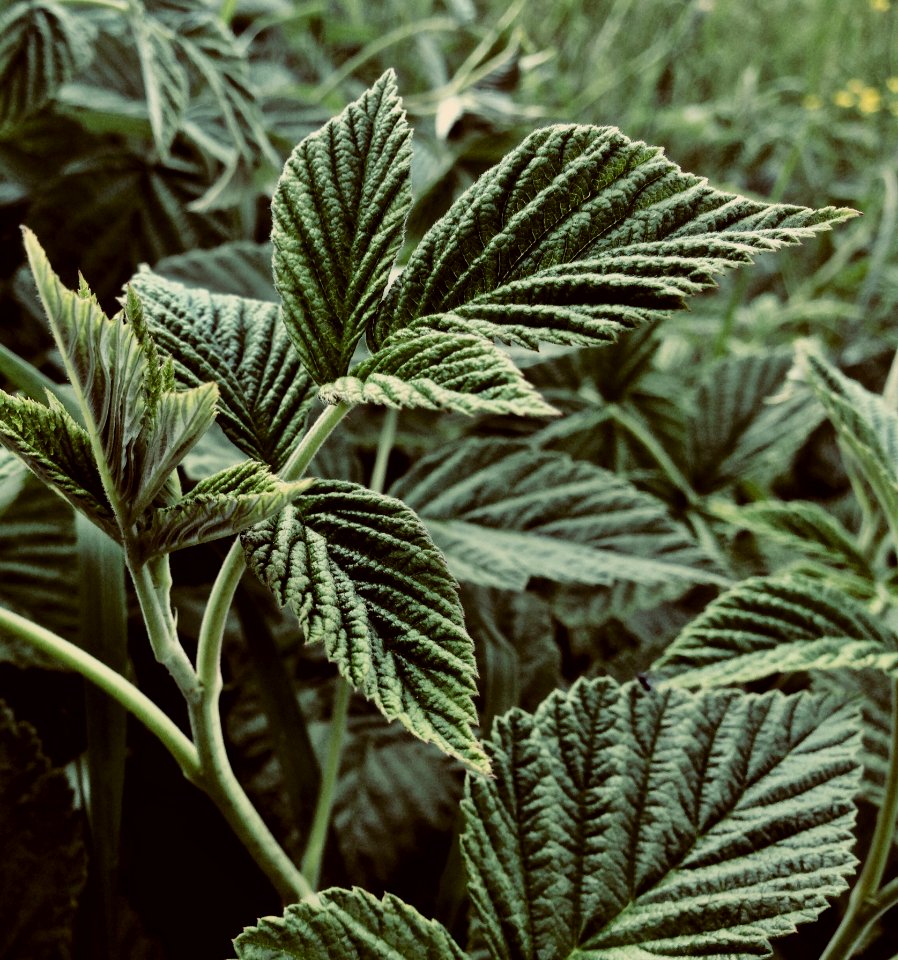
{"left": 300, "top": 407, "right": 398, "bottom": 889}
{"left": 0, "top": 604, "right": 200, "bottom": 779}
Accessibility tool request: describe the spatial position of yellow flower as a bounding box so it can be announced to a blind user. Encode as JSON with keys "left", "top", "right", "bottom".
{"left": 887, "top": 77, "right": 898, "bottom": 94}
{"left": 858, "top": 88, "right": 882, "bottom": 113}
{"left": 803, "top": 94, "right": 823, "bottom": 111}
{"left": 833, "top": 90, "right": 855, "bottom": 108}
{"left": 870, "top": 0, "right": 890, "bottom": 10}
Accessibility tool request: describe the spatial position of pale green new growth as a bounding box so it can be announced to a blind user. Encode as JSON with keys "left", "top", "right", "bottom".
{"left": 655, "top": 574, "right": 898, "bottom": 687}
{"left": 234, "top": 889, "right": 467, "bottom": 959}
{"left": 241, "top": 480, "right": 489, "bottom": 773}
{"left": 0, "top": 0, "right": 95, "bottom": 131}
{"left": 320, "top": 326, "right": 558, "bottom": 417}
{"left": 272, "top": 69, "right": 412, "bottom": 383}
{"left": 390, "top": 438, "right": 727, "bottom": 591}
{"left": 131, "top": 272, "right": 317, "bottom": 470}
{"left": 372, "top": 125, "right": 855, "bottom": 350}
{"left": 463, "top": 678, "right": 860, "bottom": 960}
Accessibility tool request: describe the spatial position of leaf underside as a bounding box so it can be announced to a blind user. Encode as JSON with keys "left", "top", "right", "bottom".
{"left": 654, "top": 574, "right": 898, "bottom": 688}
{"left": 463, "top": 677, "right": 860, "bottom": 960}
{"left": 272, "top": 69, "right": 412, "bottom": 383}
{"left": 390, "top": 438, "right": 725, "bottom": 591}
{"left": 373, "top": 124, "right": 855, "bottom": 351}
{"left": 131, "top": 271, "right": 317, "bottom": 470}
{"left": 241, "top": 480, "right": 488, "bottom": 773}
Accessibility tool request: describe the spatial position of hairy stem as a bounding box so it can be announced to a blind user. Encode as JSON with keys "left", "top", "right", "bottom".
{"left": 0, "top": 604, "right": 200, "bottom": 779}
{"left": 300, "top": 678, "right": 351, "bottom": 889}
{"left": 821, "top": 679, "right": 898, "bottom": 960}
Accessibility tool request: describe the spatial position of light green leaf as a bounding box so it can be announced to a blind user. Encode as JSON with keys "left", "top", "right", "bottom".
{"left": 389, "top": 438, "right": 726, "bottom": 591}
{"left": 654, "top": 574, "right": 898, "bottom": 687}
{"left": 799, "top": 349, "right": 898, "bottom": 528}
{"left": 0, "top": 701, "right": 87, "bottom": 959}
{"left": 0, "top": 391, "right": 114, "bottom": 534}
{"left": 272, "top": 69, "right": 412, "bottom": 383}
{"left": 234, "top": 888, "right": 466, "bottom": 960}
{"left": 139, "top": 460, "right": 312, "bottom": 560}
{"left": 713, "top": 499, "right": 873, "bottom": 583}
{"left": 320, "top": 326, "right": 557, "bottom": 417}
{"left": 463, "top": 677, "right": 860, "bottom": 960}
{"left": 0, "top": 0, "right": 95, "bottom": 131}
{"left": 23, "top": 229, "right": 218, "bottom": 527}
{"left": 128, "top": 7, "right": 188, "bottom": 158}
{"left": 374, "top": 124, "right": 855, "bottom": 349}
{"left": 241, "top": 481, "right": 488, "bottom": 773}
{"left": 131, "top": 271, "right": 317, "bottom": 470}
{"left": 688, "top": 351, "right": 821, "bottom": 492}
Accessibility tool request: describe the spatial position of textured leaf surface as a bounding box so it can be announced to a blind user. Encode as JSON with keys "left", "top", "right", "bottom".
{"left": 139, "top": 460, "right": 311, "bottom": 560}
{"left": 0, "top": 0, "right": 95, "bottom": 131}
{"left": 234, "top": 888, "right": 465, "bottom": 960}
{"left": 242, "top": 481, "right": 488, "bottom": 772}
{"left": 390, "top": 438, "right": 725, "bottom": 591}
{"left": 654, "top": 575, "right": 898, "bottom": 687}
{"left": 272, "top": 70, "right": 412, "bottom": 383}
{"left": 320, "top": 327, "right": 557, "bottom": 417}
{"left": 152, "top": 241, "right": 275, "bottom": 299}
{"left": 0, "top": 701, "right": 87, "bottom": 959}
{"left": 131, "top": 272, "right": 317, "bottom": 470}
{"left": 463, "top": 677, "right": 860, "bottom": 960}
{"left": 374, "top": 125, "right": 854, "bottom": 349}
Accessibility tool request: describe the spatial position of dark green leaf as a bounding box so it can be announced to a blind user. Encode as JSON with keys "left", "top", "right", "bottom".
{"left": 272, "top": 69, "right": 412, "bottom": 383}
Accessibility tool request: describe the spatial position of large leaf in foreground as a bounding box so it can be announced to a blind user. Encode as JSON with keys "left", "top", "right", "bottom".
{"left": 374, "top": 124, "right": 854, "bottom": 349}
{"left": 272, "top": 69, "right": 412, "bottom": 383}
{"left": 131, "top": 272, "right": 317, "bottom": 470}
{"left": 654, "top": 575, "right": 898, "bottom": 687}
{"left": 0, "top": 701, "right": 87, "bottom": 959}
{"left": 320, "top": 326, "right": 556, "bottom": 417}
{"left": 241, "top": 481, "right": 488, "bottom": 773}
{"left": 390, "top": 438, "right": 726, "bottom": 591}
{"left": 463, "top": 677, "right": 859, "bottom": 960}
{"left": 234, "top": 888, "right": 466, "bottom": 960}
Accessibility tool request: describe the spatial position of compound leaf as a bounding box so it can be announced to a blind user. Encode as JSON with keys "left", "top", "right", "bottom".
{"left": 234, "top": 888, "right": 465, "bottom": 960}
{"left": 272, "top": 69, "right": 412, "bottom": 383}
{"left": 0, "top": 701, "right": 87, "bottom": 959}
{"left": 320, "top": 326, "right": 557, "bottom": 417}
{"left": 131, "top": 271, "right": 317, "bottom": 470}
{"left": 140, "top": 460, "right": 312, "bottom": 560}
{"left": 389, "top": 438, "right": 726, "bottom": 591}
{"left": 374, "top": 124, "right": 854, "bottom": 349}
{"left": 462, "top": 677, "right": 860, "bottom": 960}
{"left": 241, "top": 481, "right": 488, "bottom": 773}
{"left": 654, "top": 575, "right": 898, "bottom": 687}
{"left": 0, "top": 0, "right": 95, "bottom": 132}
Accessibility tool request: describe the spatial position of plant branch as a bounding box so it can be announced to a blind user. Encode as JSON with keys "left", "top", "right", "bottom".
{"left": 0, "top": 603, "right": 200, "bottom": 779}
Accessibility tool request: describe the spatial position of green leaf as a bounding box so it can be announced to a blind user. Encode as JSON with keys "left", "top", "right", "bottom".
{"left": 23, "top": 229, "right": 219, "bottom": 527}
{"left": 139, "top": 460, "right": 312, "bottom": 560}
{"left": 272, "top": 69, "right": 413, "bottom": 383}
{"left": 0, "top": 391, "right": 115, "bottom": 534}
{"left": 373, "top": 124, "right": 855, "bottom": 350}
{"left": 688, "top": 351, "right": 821, "bottom": 492}
{"left": 152, "top": 241, "right": 276, "bottom": 300}
{"left": 654, "top": 574, "right": 898, "bottom": 687}
{"left": 462, "top": 677, "right": 860, "bottom": 960}
{"left": 389, "top": 438, "right": 726, "bottom": 591}
{"left": 0, "top": 700, "right": 87, "bottom": 959}
{"left": 713, "top": 499, "right": 873, "bottom": 583}
{"left": 128, "top": 6, "right": 188, "bottom": 158}
{"left": 0, "top": 0, "right": 95, "bottom": 132}
{"left": 241, "top": 480, "right": 488, "bottom": 773}
{"left": 799, "top": 349, "right": 898, "bottom": 528}
{"left": 234, "top": 888, "right": 466, "bottom": 960}
{"left": 131, "top": 271, "right": 318, "bottom": 470}
{"left": 320, "top": 326, "right": 557, "bottom": 417}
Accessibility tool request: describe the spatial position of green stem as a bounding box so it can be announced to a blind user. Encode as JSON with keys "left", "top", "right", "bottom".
{"left": 369, "top": 407, "right": 398, "bottom": 495}
{"left": 0, "top": 603, "right": 200, "bottom": 779}
{"left": 281, "top": 402, "right": 354, "bottom": 480}
{"left": 219, "top": 0, "right": 238, "bottom": 26}
{"left": 820, "top": 678, "right": 898, "bottom": 960}
{"left": 300, "top": 678, "right": 351, "bottom": 889}
{"left": 57, "top": 0, "right": 129, "bottom": 10}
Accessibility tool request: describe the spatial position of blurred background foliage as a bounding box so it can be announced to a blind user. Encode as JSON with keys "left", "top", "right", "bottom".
{"left": 1, "top": 0, "right": 897, "bottom": 957}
